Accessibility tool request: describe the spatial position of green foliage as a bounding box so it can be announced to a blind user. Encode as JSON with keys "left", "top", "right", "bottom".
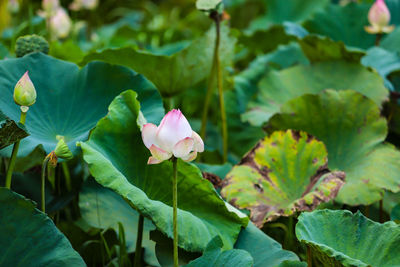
{"left": 269, "top": 90, "right": 400, "bottom": 205}
{"left": 244, "top": 61, "right": 388, "bottom": 126}
{"left": 79, "top": 179, "right": 159, "bottom": 266}
{"left": 0, "top": 110, "right": 28, "bottom": 149}
{"left": 296, "top": 209, "right": 400, "bottom": 267}
{"left": 222, "top": 130, "right": 345, "bottom": 226}
{"left": 0, "top": 188, "right": 85, "bottom": 266}
{"left": 0, "top": 53, "right": 164, "bottom": 157}
{"left": 81, "top": 25, "right": 235, "bottom": 97}
{"left": 79, "top": 90, "right": 248, "bottom": 252}
{"left": 184, "top": 236, "right": 253, "bottom": 267}
{"left": 234, "top": 223, "right": 301, "bottom": 267}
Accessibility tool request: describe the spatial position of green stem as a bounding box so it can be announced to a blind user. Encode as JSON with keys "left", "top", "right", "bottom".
{"left": 307, "top": 246, "right": 312, "bottom": 267}
{"left": 375, "top": 33, "right": 382, "bottom": 46}
{"left": 200, "top": 47, "right": 217, "bottom": 139}
{"left": 379, "top": 199, "right": 384, "bottom": 223}
{"left": 41, "top": 156, "right": 50, "bottom": 213}
{"left": 134, "top": 214, "right": 144, "bottom": 267}
{"left": 61, "top": 161, "right": 72, "bottom": 191}
{"left": 287, "top": 216, "right": 294, "bottom": 250}
{"left": 172, "top": 157, "right": 178, "bottom": 267}
{"left": 214, "top": 16, "right": 228, "bottom": 162}
{"left": 5, "top": 110, "right": 27, "bottom": 189}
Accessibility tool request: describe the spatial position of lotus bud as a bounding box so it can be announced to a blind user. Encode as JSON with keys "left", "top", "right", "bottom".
{"left": 13, "top": 71, "right": 37, "bottom": 108}
{"left": 365, "top": 0, "right": 395, "bottom": 34}
{"left": 7, "top": 0, "right": 20, "bottom": 14}
{"left": 141, "top": 109, "right": 204, "bottom": 165}
{"left": 54, "top": 136, "right": 73, "bottom": 160}
{"left": 42, "top": 0, "right": 59, "bottom": 16}
{"left": 49, "top": 8, "right": 72, "bottom": 39}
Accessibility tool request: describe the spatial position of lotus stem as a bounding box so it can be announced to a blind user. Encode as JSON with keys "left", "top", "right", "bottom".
{"left": 134, "top": 214, "right": 144, "bottom": 267}
{"left": 41, "top": 155, "right": 50, "bottom": 213}
{"left": 200, "top": 13, "right": 228, "bottom": 162}
{"left": 379, "top": 199, "right": 384, "bottom": 223}
{"left": 214, "top": 16, "right": 228, "bottom": 163}
{"left": 172, "top": 157, "right": 179, "bottom": 267}
{"left": 61, "top": 161, "right": 72, "bottom": 191}
{"left": 5, "top": 109, "right": 27, "bottom": 189}
{"left": 375, "top": 33, "right": 382, "bottom": 46}
{"left": 307, "top": 246, "right": 312, "bottom": 267}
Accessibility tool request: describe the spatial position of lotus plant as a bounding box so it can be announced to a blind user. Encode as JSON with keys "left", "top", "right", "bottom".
{"left": 38, "top": 0, "right": 72, "bottom": 40}
{"left": 142, "top": 109, "right": 204, "bottom": 267}
{"left": 365, "top": 0, "right": 394, "bottom": 36}
{"left": 5, "top": 71, "right": 36, "bottom": 189}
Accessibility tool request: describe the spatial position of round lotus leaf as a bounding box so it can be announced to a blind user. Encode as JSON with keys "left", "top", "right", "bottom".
{"left": 0, "top": 188, "right": 85, "bottom": 266}
{"left": 221, "top": 130, "right": 345, "bottom": 227}
{"left": 0, "top": 53, "right": 164, "bottom": 157}
{"left": 78, "top": 90, "right": 247, "bottom": 252}
{"left": 244, "top": 61, "right": 388, "bottom": 126}
{"left": 269, "top": 90, "right": 400, "bottom": 205}
{"left": 296, "top": 209, "right": 400, "bottom": 267}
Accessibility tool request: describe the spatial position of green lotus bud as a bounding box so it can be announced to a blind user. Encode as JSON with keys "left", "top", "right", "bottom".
{"left": 13, "top": 71, "right": 37, "bottom": 107}
{"left": 15, "top": 34, "right": 49, "bottom": 58}
{"left": 54, "top": 137, "right": 73, "bottom": 160}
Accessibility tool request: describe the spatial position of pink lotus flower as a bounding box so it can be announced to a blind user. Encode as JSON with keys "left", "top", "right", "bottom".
{"left": 142, "top": 109, "right": 204, "bottom": 165}
{"left": 365, "top": 0, "right": 394, "bottom": 34}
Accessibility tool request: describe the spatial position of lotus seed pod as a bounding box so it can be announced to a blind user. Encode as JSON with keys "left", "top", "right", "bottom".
{"left": 15, "top": 35, "right": 49, "bottom": 58}
{"left": 54, "top": 137, "right": 73, "bottom": 160}
{"left": 13, "top": 71, "right": 37, "bottom": 107}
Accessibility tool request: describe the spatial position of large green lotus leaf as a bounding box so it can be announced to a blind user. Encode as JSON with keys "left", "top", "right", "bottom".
{"left": 221, "top": 130, "right": 345, "bottom": 226}
{"left": 78, "top": 90, "right": 247, "bottom": 252}
{"left": 303, "top": 3, "right": 375, "bottom": 49}
{"left": 361, "top": 47, "right": 400, "bottom": 91}
{"left": 381, "top": 28, "right": 400, "bottom": 54}
{"left": 298, "top": 35, "right": 365, "bottom": 63}
{"left": 0, "top": 188, "right": 85, "bottom": 266}
{"left": 0, "top": 53, "right": 164, "bottom": 157}
{"left": 243, "top": 61, "right": 388, "bottom": 126}
{"left": 234, "top": 222, "right": 301, "bottom": 267}
{"left": 184, "top": 236, "right": 253, "bottom": 267}
{"left": 79, "top": 178, "right": 159, "bottom": 266}
{"left": 247, "top": 0, "right": 329, "bottom": 33}
{"left": 269, "top": 90, "right": 400, "bottom": 205}
{"left": 0, "top": 109, "right": 28, "bottom": 149}
{"left": 80, "top": 25, "right": 235, "bottom": 97}
{"left": 296, "top": 209, "right": 400, "bottom": 267}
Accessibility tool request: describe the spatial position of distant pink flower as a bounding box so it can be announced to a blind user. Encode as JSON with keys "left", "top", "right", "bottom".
{"left": 142, "top": 109, "right": 204, "bottom": 165}
{"left": 365, "top": 0, "right": 394, "bottom": 34}
{"left": 69, "top": 0, "right": 98, "bottom": 11}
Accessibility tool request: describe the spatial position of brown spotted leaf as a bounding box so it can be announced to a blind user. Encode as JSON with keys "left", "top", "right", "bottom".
{"left": 221, "top": 130, "right": 345, "bottom": 228}
{"left": 0, "top": 110, "right": 28, "bottom": 150}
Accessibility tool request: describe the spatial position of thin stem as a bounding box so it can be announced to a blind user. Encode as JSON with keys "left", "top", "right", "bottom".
{"left": 214, "top": 16, "right": 228, "bottom": 162}
{"left": 200, "top": 48, "right": 217, "bottom": 139}
{"left": 41, "top": 156, "right": 50, "bottom": 213}
{"left": 287, "top": 216, "right": 294, "bottom": 249}
{"left": 61, "top": 161, "right": 72, "bottom": 191}
{"left": 307, "top": 246, "right": 312, "bottom": 267}
{"left": 172, "top": 157, "right": 179, "bottom": 267}
{"left": 364, "top": 205, "right": 370, "bottom": 218}
{"left": 379, "top": 199, "right": 384, "bottom": 223}
{"left": 5, "top": 110, "right": 27, "bottom": 189}
{"left": 134, "top": 214, "right": 144, "bottom": 267}
{"left": 375, "top": 33, "right": 382, "bottom": 46}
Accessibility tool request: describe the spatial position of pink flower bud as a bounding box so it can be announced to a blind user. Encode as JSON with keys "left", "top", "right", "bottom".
{"left": 365, "top": 0, "right": 395, "bottom": 34}
{"left": 141, "top": 109, "right": 204, "bottom": 165}
{"left": 49, "top": 8, "right": 72, "bottom": 39}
